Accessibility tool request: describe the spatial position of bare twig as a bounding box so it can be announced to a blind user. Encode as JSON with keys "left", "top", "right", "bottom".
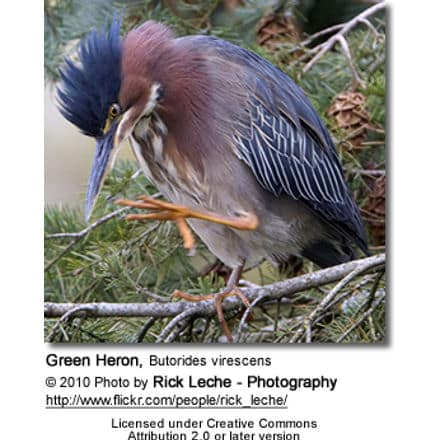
{"left": 135, "top": 317, "right": 157, "bottom": 343}
{"left": 305, "top": 321, "right": 313, "bottom": 343}
{"left": 336, "top": 35, "right": 365, "bottom": 90}
{"left": 359, "top": 17, "right": 380, "bottom": 38}
{"left": 45, "top": 207, "right": 130, "bottom": 241}
{"left": 368, "top": 53, "right": 386, "bottom": 73}
{"left": 46, "top": 304, "right": 96, "bottom": 342}
{"left": 163, "top": 322, "right": 189, "bottom": 343}
{"left": 237, "top": 289, "right": 270, "bottom": 341}
{"left": 325, "top": 274, "right": 375, "bottom": 311}
{"left": 363, "top": 270, "right": 385, "bottom": 311}
{"left": 368, "top": 315, "right": 377, "bottom": 342}
{"left": 303, "top": 2, "right": 386, "bottom": 77}
{"left": 301, "top": 23, "right": 345, "bottom": 46}
{"left": 353, "top": 169, "right": 386, "bottom": 177}
{"left": 136, "top": 287, "right": 170, "bottom": 303}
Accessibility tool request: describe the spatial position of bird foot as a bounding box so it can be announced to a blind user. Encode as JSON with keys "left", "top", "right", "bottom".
{"left": 115, "top": 196, "right": 196, "bottom": 251}
{"left": 115, "top": 195, "right": 259, "bottom": 252}
{"left": 172, "top": 287, "right": 250, "bottom": 343}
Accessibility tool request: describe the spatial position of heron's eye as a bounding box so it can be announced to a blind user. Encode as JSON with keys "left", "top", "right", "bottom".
{"left": 156, "top": 86, "right": 164, "bottom": 102}
{"left": 108, "top": 103, "right": 121, "bottom": 119}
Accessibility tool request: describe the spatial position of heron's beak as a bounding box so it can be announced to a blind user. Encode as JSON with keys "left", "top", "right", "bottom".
{"left": 85, "top": 123, "right": 120, "bottom": 221}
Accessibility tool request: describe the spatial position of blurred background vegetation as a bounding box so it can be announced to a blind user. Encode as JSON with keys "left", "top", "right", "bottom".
{"left": 44, "top": 0, "right": 386, "bottom": 343}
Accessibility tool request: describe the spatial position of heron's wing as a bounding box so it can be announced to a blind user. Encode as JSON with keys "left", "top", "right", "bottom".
{"left": 199, "top": 37, "right": 368, "bottom": 252}
{"left": 236, "top": 96, "right": 367, "bottom": 250}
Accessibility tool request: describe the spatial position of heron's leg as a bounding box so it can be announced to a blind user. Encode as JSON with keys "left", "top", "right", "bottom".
{"left": 214, "top": 263, "right": 249, "bottom": 342}
{"left": 115, "top": 196, "right": 259, "bottom": 250}
{"left": 173, "top": 262, "right": 249, "bottom": 343}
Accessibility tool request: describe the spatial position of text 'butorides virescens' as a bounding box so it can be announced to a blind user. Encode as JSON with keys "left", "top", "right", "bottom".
{"left": 57, "top": 17, "right": 368, "bottom": 341}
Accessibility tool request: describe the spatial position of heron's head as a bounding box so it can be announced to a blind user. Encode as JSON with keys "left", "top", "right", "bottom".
{"left": 57, "top": 18, "right": 171, "bottom": 220}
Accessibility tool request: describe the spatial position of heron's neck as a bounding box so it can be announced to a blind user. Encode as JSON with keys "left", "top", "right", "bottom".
{"left": 154, "top": 42, "right": 219, "bottom": 171}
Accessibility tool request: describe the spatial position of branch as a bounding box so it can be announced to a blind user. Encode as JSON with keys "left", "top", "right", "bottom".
{"left": 156, "top": 308, "right": 198, "bottom": 343}
{"left": 352, "top": 169, "right": 385, "bottom": 177}
{"left": 45, "top": 253, "right": 385, "bottom": 318}
{"left": 290, "top": 256, "right": 383, "bottom": 342}
{"left": 335, "top": 34, "right": 365, "bottom": 90}
{"left": 45, "top": 207, "right": 130, "bottom": 240}
{"left": 46, "top": 305, "right": 97, "bottom": 342}
{"left": 236, "top": 289, "right": 271, "bottom": 340}
{"left": 303, "top": 2, "right": 386, "bottom": 85}
{"left": 301, "top": 24, "right": 345, "bottom": 46}
{"left": 135, "top": 317, "right": 157, "bottom": 343}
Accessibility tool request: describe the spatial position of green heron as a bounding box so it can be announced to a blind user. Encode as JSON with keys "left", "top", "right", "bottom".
{"left": 57, "top": 18, "right": 368, "bottom": 341}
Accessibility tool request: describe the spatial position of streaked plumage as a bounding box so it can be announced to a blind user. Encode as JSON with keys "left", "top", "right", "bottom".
{"left": 57, "top": 18, "right": 368, "bottom": 271}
